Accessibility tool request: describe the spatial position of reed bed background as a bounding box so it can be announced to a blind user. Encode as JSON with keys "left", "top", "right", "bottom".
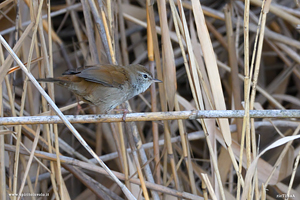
{"left": 0, "top": 0, "right": 300, "bottom": 199}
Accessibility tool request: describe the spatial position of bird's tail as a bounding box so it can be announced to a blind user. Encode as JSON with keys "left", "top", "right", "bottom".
{"left": 36, "top": 78, "right": 71, "bottom": 88}
{"left": 36, "top": 78, "right": 61, "bottom": 83}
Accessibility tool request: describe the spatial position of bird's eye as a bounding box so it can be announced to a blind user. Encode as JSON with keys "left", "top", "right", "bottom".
{"left": 143, "top": 74, "right": 148, "bottom": 79}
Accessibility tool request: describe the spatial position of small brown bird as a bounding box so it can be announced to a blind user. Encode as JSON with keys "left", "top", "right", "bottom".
{"left": 38, "top": 64, "right": 162, "bottom": 113}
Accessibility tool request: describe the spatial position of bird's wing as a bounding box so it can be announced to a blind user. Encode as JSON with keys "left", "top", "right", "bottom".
{"left": 62, "top": 65, "right": 94, "bottom": 75}
{"left": 75, "top": 65, "right": 128, "bottom": 87}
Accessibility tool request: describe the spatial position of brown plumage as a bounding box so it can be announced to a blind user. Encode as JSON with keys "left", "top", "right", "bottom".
{"left": 38, "top": 64, "right": 161, "bottom": 113}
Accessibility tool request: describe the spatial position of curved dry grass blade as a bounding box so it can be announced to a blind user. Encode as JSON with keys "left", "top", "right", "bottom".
{"left": 191, "top": 0, "right": 244, "bottom": 189}
{"left": 242, "top": 128, "right": 300, "bottom": 199}
{"left": 157, "top": 0, "right": 176, "bottom": 111}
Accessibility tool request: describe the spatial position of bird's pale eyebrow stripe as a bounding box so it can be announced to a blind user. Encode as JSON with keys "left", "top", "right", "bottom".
{"left": 138, "top": 71, "right": 152, "bottom": 77}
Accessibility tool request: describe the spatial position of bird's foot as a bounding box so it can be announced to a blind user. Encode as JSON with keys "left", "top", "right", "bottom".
{"left": 113, "top": 108, "right": 129, "bottom": 121}
{"left": 76, "top": 103, "right": 86, "bottom": 115}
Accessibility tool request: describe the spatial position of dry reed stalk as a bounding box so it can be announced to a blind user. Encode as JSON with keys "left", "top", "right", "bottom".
{"left": 217, "top": 60, "right": 286, "bottom": 109}
{"left": 287, "top": 149, "right": 300, "bottom": 198}
{"left": 118, "top": 0, "right": 129, "bottom": 65}
{"left": 0, "top": 22, "right": 135, "bottom": 200}
{"left": 103, "top": 1, "right": 158, "bottom": 196}
{"left": 170, "top": 0, "right": 197, "bottom": 194}
{"left": 4, "top": 117, "right": 298, "bottom": 198}
{"left": 247, "top": 1, "right": 271, "bottom": 199}
{"left": 224, "top": 3, "right": 243, "bottom": 141}
{"left": 242, "top": 127, "right": 300, "bottom": 199}
{"left": 0, "top": 48, "right": 6, "bottom": 199}
{"left": 117, "top": 122, "right": 131, "bottom": 190}
{"left": 157, "top": 0, "right": 181, "bottom": 194}
{"left": 37, "top": 0, "right": 66, "bottom": 199}
{"left": 81, "top": 0, "right": 99, "bottom": 64}
{"left": 88, "top": 0, "right": 112, "bottom": 64}
{"left": 19, "top": 156, "right": 35, "bottom": 196}
{"left": 12, "top": 1, "right": 45, "bottom": 198}
{"left": 193, "top": 1, "right": 244, "bottom": 195}
{"left": 2, "top": 109, "right": 300, "bottom": 125}
{"left": 181, "top": 1, "right": 300, "bottom": 48}
{"left": 66, "top": 0, "right": 88, "bottom": 59}
{"left": 4, "top": 143, "right": 202, "bottom": 199}
{"left": 92, "top": 3, "right": 292, "bottom": 114}
{"left": 125, "top": 122, "right": 150, "bottom": 200}
{"left": 110, "top": 121, "right": 130, "bottom": 192}
{"left": 201, "top": 173, "right": 217, "bottom": 200}
{"left": 0, "top": 0, "right": 13, "bottom": 9}
{"left": 147, "top": 3, "right": 170, "bottom": 198}
{"left": 9, "top": 133, "right": 50, "bottom": 172}
{"left": 2, "top": 0, "right": 300, "bottom": 199}
{"left": 146, "top": 2, "right": 160, "bottom": 189}
{"left": 125, "top": 111, "right": 159, "bottom": 199}
{"left": 19, "top": 117, "right": 124, "bottom": 199}
{"left": 0, "top": 22, "right": 34, "bottom": 84}
{"left": 0, "top": 122, "right": 277, "bottom": 158}
{"left": 16, "top": 126, "right": 40, "bottom": 198}
{"left": 251, "top": 0, "right": 300, "bottom": 27}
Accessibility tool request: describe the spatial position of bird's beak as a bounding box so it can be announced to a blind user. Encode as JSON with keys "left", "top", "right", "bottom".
{"left": 153, "top": 79, "right": 162, "bottom": 83}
